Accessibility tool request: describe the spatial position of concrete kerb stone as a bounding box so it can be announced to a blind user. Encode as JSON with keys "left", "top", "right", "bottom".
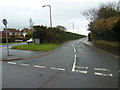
{"left": 82, "top": 42, "right": 120, "bottom": 59}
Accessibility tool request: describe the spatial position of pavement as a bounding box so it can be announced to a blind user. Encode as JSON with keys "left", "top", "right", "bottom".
{"left": 0, "top": 42, "right": 49, "bottom": 61}
{"left": 81, "top": 37, "right": 120, "bottom": 59}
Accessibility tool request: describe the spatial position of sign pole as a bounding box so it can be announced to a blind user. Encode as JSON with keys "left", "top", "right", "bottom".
{"left": 5, "top": 25, "right": 9, "bottom": 56}
{"left": 2, "top": 19, "right": 9, "bottom": 56}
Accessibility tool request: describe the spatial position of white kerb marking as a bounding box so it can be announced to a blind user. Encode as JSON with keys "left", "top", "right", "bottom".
{"left": 51, "top": 67, "right": 65, "bottom": 71}
{"left": 95, "top": 68, "right": 110, "bottom": 71}
{"left": 94, "top": 72, "right": 113, "bottom": 77}
{"left": 72, "top": 55, "right": 77, "bottom": 72}
{"left": 34, "top": 65, "right": 45, "bottom": 69}
{"left": 19, "top": 64, "right": 29, "bottom": 66}
{"left": 8, "top": 62, "right": 16, "bottom": 65}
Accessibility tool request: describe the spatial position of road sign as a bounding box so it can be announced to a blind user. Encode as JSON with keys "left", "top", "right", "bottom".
{"left": 2, "top": 19, "right": 8, "bottom": 25}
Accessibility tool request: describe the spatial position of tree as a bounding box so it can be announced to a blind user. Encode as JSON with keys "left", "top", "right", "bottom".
{"left": 82, "top": 1, "right": 120, "bottom": 22}
{"left": 81, "top": 9, "right": 98, "bottom": 22}
{"left": 83, "top": 1, "right": 120, "bottom": 41}
{"left": 25, "top": 32, "right": 32, "bottom": 38}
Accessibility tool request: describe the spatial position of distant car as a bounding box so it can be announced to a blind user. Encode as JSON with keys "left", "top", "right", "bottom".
{"left": 27, "top": 38, "right": 33, "bottom": 44}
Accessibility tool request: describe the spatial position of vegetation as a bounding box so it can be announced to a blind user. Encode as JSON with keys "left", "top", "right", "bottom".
{"left": 11, "top": 43, "right": 58, "bottom": 51}
{"left": 33, "top": 25, "right": 85, "bottom": 43}
{"left": 82, "top": 1, "right": 120, "bottom": 42}
{"left": 25, "top": 32, "right": 32, "bottom": 38}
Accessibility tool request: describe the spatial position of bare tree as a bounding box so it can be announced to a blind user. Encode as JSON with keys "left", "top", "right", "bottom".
{"left": 81, "top": 9, "right": 98, "bottom": 22}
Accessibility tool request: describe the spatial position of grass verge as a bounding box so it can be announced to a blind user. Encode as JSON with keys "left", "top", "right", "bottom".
{"left": 93, "top": 40, "right": 119, "bottom": 47}
{"left": 11, "top": 43, "right": 59, "bottom": 51}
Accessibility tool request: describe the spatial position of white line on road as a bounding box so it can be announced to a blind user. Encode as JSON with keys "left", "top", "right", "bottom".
{"left": 8, "top": 62, "right": 16, "bottom": 65}
{"left": 72, "top": 55, "right": 77, "bottom": 72}
{"left": 51, "top": 67, "right": 65, "bottom": 71}
{"left": 19, "top": 63, "right": 29, "bottom": 66}
{"left": 95, "top": 68, "right": 110, "bottom": 71}
{"left": 34, "top": 65, "right": 45, "bottom": 69}
{"left": 73, "top": 47, "right": 76, "bottom": 52}
{"left": 76, "top": 70, "right": 87, "bottom": 74}
{"left": 94, "top": 72, "right": 113, "bottom": 77}
{"left": 75, "top": 66, "right": 88, "bottom": 69}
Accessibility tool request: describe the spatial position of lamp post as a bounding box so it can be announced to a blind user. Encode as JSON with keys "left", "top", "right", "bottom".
{"left": 2, "top": 19, "right": 9, "bottom": 56}
{"left": 43, "top": 5, "right": 52, "bottom": 27}
{"left": 70, "top": 23, "right": 74, "bottom": 33}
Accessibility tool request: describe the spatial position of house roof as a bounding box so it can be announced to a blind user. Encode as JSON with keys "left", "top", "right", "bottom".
{"left": 2, "top": 28, "right": 21, "bottom": 33}
{"left": 22, "top": 28, "right": 32, "bottom": 33}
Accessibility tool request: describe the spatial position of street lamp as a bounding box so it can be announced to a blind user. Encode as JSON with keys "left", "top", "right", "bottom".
{"left": 43, "top": 5, "right": 52, "bottom": 27}
{"left": 2, "top": 19, "right": 10, "bottom": 56}
{"left": 70, "top": 23, "right": 74, "bottom": 33}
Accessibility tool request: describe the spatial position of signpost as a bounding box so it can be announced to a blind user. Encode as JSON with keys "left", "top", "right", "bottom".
{"left": 2, "top": 19, "right": 10, "bottom": 56}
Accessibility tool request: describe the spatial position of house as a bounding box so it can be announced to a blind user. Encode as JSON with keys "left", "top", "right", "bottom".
{"left": 1, "top": 28, "right": 24, "bottom": 39}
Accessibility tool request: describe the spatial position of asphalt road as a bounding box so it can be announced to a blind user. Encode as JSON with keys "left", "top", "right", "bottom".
{"left": 2, "top": 38, "right": 119, "bottom": 88}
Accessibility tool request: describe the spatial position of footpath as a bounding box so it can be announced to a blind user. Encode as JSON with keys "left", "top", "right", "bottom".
{"left": 0, "top": 43, "right": 49, "bottom": 61}
{"left": 82, "top": 38, "right": 120, "bottom": 59}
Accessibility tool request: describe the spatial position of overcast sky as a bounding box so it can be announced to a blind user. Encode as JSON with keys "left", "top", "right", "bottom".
{"left": 0, "top": 0, "right": 119, "bottom": 35}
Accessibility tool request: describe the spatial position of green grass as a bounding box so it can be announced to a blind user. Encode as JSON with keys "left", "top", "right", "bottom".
{"left": 93, "top": 40, "right": 119, "bottom": 47}
{"left": 11, "top": 43, "right": 59, "bottom": 51}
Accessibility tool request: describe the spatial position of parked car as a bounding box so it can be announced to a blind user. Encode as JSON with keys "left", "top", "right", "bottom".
{"left": 26, "top": 38, "right": 33, "bottom": 44}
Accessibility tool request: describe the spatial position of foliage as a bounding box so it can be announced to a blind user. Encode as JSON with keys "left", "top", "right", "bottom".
{"left": 33, "top": 25, "right": 85, "bottom": 43}
{"left": 83, "top": 1, "right": 120, "bottom": 42}
{"left": 25, "top": 32, "right": 32, "bottom": 37}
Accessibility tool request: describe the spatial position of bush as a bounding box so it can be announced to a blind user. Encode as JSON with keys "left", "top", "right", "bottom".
{"left": 33, "top": 25, "right": 86, "bottom": 44}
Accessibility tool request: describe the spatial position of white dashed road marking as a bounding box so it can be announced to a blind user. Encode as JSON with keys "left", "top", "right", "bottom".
{"left": 34, "top": 65, "right": 45, "bottom": 69}
{"left": 76, "top": 70, "right": 87, "bottom": 74}
{"left": 51, "top": 67, "right": 65, "bottom": 71}
{"left": 7, "top": 62, "right": 114, "bottom": 77}
{"left": 94, "top": 72, "right": 113, "bottom": 77}
{"left": 95, "top": 68, "right": 110, "bottom": 71}
{"left": 8, "top": 62, "right": 16, "bottom": 65}
{"left": 75, "top": 66, "right": 88, "bottom": 69}
{"left": 19, "top": 63, "right": 29, "bottom": 66}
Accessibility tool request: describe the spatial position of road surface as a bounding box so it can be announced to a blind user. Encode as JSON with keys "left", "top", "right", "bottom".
{"left": 2, "top": 38, "right": 119, "bottom": 88}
